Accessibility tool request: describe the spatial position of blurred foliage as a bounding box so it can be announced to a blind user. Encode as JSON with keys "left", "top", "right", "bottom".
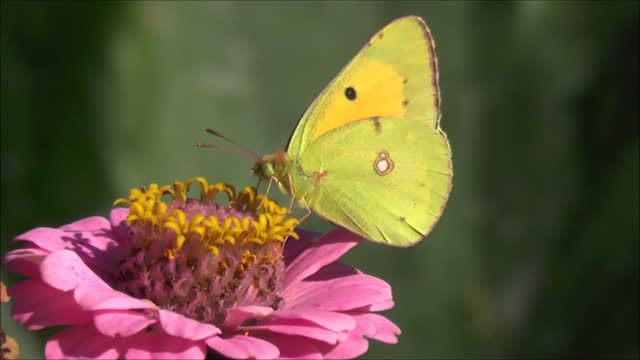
{"left": 1, "top": 1, "right": 637, "bottom": 359}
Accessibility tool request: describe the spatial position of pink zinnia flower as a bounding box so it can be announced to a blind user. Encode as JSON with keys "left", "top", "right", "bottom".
{"left": 3, "top": 178, "right": 400, "bottom": 359}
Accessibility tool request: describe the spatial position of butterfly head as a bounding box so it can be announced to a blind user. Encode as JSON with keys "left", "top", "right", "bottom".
{"left": 252, "top": 151, "right": 290, "bottom": 181}
{"left": 252, "top": 160, "right": 275, "bottom": 181}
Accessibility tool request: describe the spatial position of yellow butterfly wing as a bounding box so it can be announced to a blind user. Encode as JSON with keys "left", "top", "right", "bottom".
{"left": 286, "top": 15, "right": 441, "bottom": 155}
{"left": 258, "top": 15, "right": 452, "bottom": 245}
{"left": 294, "top": 117, "right": 452, "bottom": 246}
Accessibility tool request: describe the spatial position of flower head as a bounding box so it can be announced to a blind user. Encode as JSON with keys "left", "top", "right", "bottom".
{"left": 3, "top": 178, "right": 400, "bottom": 359}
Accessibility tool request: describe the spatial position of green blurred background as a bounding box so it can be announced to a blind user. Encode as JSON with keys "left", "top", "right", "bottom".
{"left": 1, "top": 1, "right": 638, "bottom": 359}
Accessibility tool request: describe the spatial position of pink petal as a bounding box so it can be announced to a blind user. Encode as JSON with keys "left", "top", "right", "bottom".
{"left": 245, "top": 324, "right": 339, "bottom": 344}
{"left": 94, "top": 310, "right": 156, "bottom": 337}
{"left": 14, "top": 220, "right": 125, "bottom": 274}
{"left": 125, "top": 330, "right": 206, "bottom": 360}
{"left": 255, "top": 333, "right": 322, "bottom": 360}
{"left": 158, "top": 309, "right": 221, "bottom": 340}
{"left": 59, "top": 216, "right": 110, "bottom": 232}
{"left": 110, "top": 208, "right": 131, "bottom": 244}
{"left": 9, "top": 280, "right": 92, "bottom": 330}
{"left": 284, "top": 228, "right": 361, "bottom": 291}
{"left": 45, "top": 324, "right": 122, "bottom": 360}
{"left": 13, "top": 227, "right": 65, "bottom": 249}
{"left": 224, "top": 305, "right": 274, "bottom": 329}
{"left": 3, "top": 248, "right": 48, "bottom": 278}
{"left": 73, "top": 283, "right": 154, "bottom": 311}
{"left": 206, "top": 335, "right": 279, "bottom": 360}
{"left": 352, "top": 313, "right": 401, "bottom": 344}
{"left": 321, "top": 333, "right": 369, "bottom": 359}
{"left": 38, "top": 250, "right": 153, "bottom": 311}
{"left": 350, "top": 299, "right": 395, "bottom": 312}
{"left": 15, "top": 223, "right": 117, "bottom": 254}
{"left": 40, "top": 250, "right": 111, "bottom": 291}
{"left": 304, "top": 260, "right": 359, "bottom": 282}
{"left": 282, "top": 274, "right": 392, "bottom": 312}
{"left": 283, "top": 229, "right": 319, "bottom": 264}
{"left": 269, "top": 309, "right": 356, "bottom": 332}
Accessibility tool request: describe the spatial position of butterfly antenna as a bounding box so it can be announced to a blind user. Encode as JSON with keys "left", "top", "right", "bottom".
{"left": 197, "top": 129, "right": 260, "bottom": 160}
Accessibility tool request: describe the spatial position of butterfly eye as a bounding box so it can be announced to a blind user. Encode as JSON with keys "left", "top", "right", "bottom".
{"left": 344, "top": 86, "right": 357, "bottom": 101}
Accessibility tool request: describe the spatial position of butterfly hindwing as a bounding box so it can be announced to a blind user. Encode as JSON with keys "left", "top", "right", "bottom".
{"left": 295, "top": 117, "right": 452, "bottom": 246}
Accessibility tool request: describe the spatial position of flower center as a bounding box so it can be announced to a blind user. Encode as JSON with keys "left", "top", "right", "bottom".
{"left": 113, "top": 177, "right": 299, "bottom": 325}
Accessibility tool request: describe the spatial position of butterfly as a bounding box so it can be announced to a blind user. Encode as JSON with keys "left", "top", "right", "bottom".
{"left": 253, "top": 16, "right": 452, "bottom": 247}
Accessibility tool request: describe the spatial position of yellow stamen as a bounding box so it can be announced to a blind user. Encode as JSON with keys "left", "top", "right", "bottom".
{"left": 114, "top": 179, "right": 299, "bottom": 259}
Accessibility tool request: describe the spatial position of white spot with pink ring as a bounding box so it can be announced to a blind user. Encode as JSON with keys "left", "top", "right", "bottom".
{"left": 374, "top": 151, "right": 394, "bottom": 176}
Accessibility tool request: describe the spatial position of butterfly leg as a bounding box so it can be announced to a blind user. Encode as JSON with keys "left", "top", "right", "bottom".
{"left": 255, "top": 177, "right": 263, "bottom": 192}
{"left": 283, "top": 198, "right": 311, "bottom": 245}
{"left": 287, "top": 172, "right": 297, "bottom": 210}
{"left": 257, "top": 177, "right": 275, "bottom": 209}
{"left": 298, "top": 199, "right": 312, "bottom": 224}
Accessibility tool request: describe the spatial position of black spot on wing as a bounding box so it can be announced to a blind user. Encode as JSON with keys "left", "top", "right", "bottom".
{"left": 345, "top": 86, "right": 357, "bottom": 101}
